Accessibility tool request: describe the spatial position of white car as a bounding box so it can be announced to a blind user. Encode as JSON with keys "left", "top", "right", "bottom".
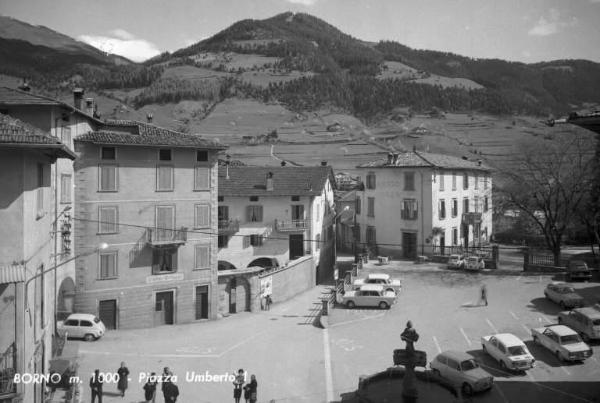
{"left": 447, "top": 254, "right": 465, "bottom": 270}
{"left": 353, "top": 273, "right": 402, "bottom": 294}
{"left": 481, "top": 333, "right": 535, "bottom": 371}
{"left": 430, "top": 350, "right": 493, "bottom": 395}
{"left": 465, "top": 256, "right": 485, "bottom": 271}
{"left": 558, "top": 307, "right": 600, "bottom": 342}
{"left": 531, "top": 324, "right": 593, "bottom": 362}
{"left": 341, "top": 284, "right": 396, "bottom": 309}
{"left": 57, "top": 313, "right": 106, "bottom": 341}
{"left": 544, "top": 282, "right": 585, "bottom": 309}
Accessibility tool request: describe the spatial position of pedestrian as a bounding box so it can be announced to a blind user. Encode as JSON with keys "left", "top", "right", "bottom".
{"left": 248, "top": 374, "right": 258, "bottom": 403}
{"left": 243, "top": 383, "right": 251, "bottom": 403}
{"left": 162, "top": 379, "right": 179, "bottom": 403}
{"left": 233, "top": 368, "right": 245, "bottom": 403}
{"left": 265, "top": 295, "right": 272, "bottom": 311}
{"left": 480, "top": 284, "right": 488, "bottom": 306}
{"left": 161, "top": 367, "right": 170, "bottom": 396}
{"left": 90, "top": 369, "right": 103, "bottom": 403}
{"left": 143, "top": 372, "right": 157, "bottom": 403}
{"left": 117, "top": 361, "right": 129, "bottom": 397}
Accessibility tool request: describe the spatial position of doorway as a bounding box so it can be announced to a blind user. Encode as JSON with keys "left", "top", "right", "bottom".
{"left": 439, "top": 236, "right": 445, "bottom": 255}
{"left": 98, "top": 299, "right": 117, "bottom": 330}
{"left": 154, "top": 291, "right": 174, "bottom": 325}
{"left": 402, "top": 232, "right": 417, "bottom": 259}
{"left": 229, "top": 278, "right": 237, "bottom": 314}
{"left": 289, "top": 234, "right": 304, "bottom": 260}
{"left": 195, "top": 285, "right": 209, "bottom": 320}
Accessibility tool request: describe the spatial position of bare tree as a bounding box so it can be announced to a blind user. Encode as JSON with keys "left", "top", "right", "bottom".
{"left": 497, "top": 133, "right": 595, "bottom": 265}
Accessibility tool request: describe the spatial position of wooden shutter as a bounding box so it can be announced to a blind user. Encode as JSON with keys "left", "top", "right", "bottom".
{"left": 157, "top": 166, "right": 173, "bottom": 190}
{"left": 195, "top": 167, "right": 209, "bottom": 190}
{"left": 195, "top": 245, "right": 209, "bottom": 268}
{"left": 195, "top": 204, "right": 210, "bottom": 228}
{"left": 99, "top": 206, "right": 117, "bottom": 233}
{"left": 100, "top": 165, "right": 116, "bottom": 191}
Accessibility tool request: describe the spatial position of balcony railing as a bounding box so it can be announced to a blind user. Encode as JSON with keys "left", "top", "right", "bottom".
{"left": 275, "top": 219, "right": 309, "bottom": 232}
{"left": 146, "top": 227, "right": 187, "bottom": 247}
{"left": 218, "top": 219, "right": 239, "bottom": 235}
{"left": 0, "top": 342, "right": 16, "bottom": 395}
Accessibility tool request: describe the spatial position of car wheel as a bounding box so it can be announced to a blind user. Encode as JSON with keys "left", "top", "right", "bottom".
{"left": 386, "top": 288, "right": 394, "bottom": 293}
{"left": 84, "top": 334, "right": 95, "bottom": 342}
{"left": 582, "top": 333, "right": 590, "bottom": 343}
{"left": 346, "top": 301, "right": 355, "bottom": 309}
{"left": 500, "top": 360, "right": 508, "bottom": 371}
{"left": 557, "top": 317, "right": 563, "bottom": 324}
{"left": 533, "top": 336, "right": 539, "bottom": 345}
{"left": 379, "top": 301, "right": 389, "bottom": 310}
{"left": 462, "top": 383, "right": 473, "bottom": 396}
{"left": 482, "top": 344, "right": 487, "bottom": 353}
{"left": 432, "top": 368, "right": 441, "bottom": 378}
{"left": 555, "top": 351, "right": 563, "bottom": 362}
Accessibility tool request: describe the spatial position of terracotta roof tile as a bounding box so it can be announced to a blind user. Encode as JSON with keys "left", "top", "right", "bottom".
{"left": 358, "top": 151, "right": 491, "bottom": 171}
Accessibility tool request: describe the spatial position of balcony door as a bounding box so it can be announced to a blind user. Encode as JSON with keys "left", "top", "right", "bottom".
{"left": 156, "top": 205, "right": 175, "bottom": 241}
{"left": 291, "top": 205, "right": 304, "bottom": 227}
{"left": 289, "top": 234, "right": 304, "bottom": 260}
{"left": 218, "top": 206, "right": 229, "bottom": 222}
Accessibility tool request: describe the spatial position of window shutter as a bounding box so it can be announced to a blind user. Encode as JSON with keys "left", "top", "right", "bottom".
{"left": 195, "top": 167, "right": 210, "bottom": 190}
{"left": 158, "top": 166, "right": 173, "bottom": 190}
{"left": 246, "top": 206, "right": 252, "bottom": 222}
{"left": 99, "top": 207, "right": 117, "bottom": 233}
{"left": 356, "top": 197, "right": 361, "bottom": 214}
{"left": 257, "top": 206, "right": 263, "bottom": 221}
{"left": 196, "top": 204, "right": 210, "bottom": 228}
{"left": 100, "top": 165, "right": 116, "bottom": 191}
{"left": 61, "top": 175, "right": 71, "bottom": 203}
{"left": 195, "top": 245, "right": 209, "bottom": 268}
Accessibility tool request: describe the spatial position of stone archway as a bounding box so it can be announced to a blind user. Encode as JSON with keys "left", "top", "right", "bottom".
{"left": 218, "top": 260, "right": 238, "bottom": 271}
{"left": 247, "top": 257, "right": 279, "bottom": 269}
{"left": 225, "top": 276, "right": 251, "bottom": 314}
{"left": 57, "top": 277, "right": 75, "bottom": 321}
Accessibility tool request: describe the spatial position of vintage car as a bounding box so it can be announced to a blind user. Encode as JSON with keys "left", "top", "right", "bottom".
{"left": 566, "top": 260, "right": 592, "bottom": 282}
{"left": 353, "top": 273, "right": 402, "bottom": 293}
{"left": 531, "top": 324, "right": 593, "bottom": 362}
{"left": 429, "top": 350, "right": 493, "bottom": 395}
{"left": 544, "top": 282, "right": 585, "bottom": 309}
{"left": 57, "top": 313, "right": 106, "bottom": 341}
{"left": 481, "top": 333, "right": 535, "bottom": 371}
{"left": 341, "top": 284, "right": 396, "bottom": 309}
{"left": 558, "top": 306, "right": 600, "bottom": 342}
{"left": 447, "top": 254, "right": 465, "bottom": 270}
{"left": 465, "top": 256, "right": 485, "bottom": 271}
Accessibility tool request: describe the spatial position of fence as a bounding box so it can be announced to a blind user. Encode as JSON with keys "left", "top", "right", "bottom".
{"left": 523, "top": 248, "right": 569, "bottom": 272}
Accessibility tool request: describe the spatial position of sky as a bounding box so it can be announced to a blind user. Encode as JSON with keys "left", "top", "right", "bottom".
{"left": 1, "top": 0, "right": 599, "bottom": 63}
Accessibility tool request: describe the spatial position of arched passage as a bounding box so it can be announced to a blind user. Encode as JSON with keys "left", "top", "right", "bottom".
{"left": 218, "top": 260, "right": 238, "bottom": 271}
{"left": 57, "top": 277, "right": 75, "bottom": 321}
{"left": 225, "top": 276, "right": 251, "bottom": 314}
{"left": 247, "top": 257, "right": 279, "bottom": 270}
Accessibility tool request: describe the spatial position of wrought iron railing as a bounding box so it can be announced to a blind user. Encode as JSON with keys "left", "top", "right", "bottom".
{"left": 146, "top": 227, "right": 187, "bottom": 244}
{"left": 275, "top": 219, "right": 309, "bottom": 232}
{"left": 218, "top": 219, "right": 239, "bottom": 234}
{"left": 0, "top": 342, "right": 16, "bottom": 395}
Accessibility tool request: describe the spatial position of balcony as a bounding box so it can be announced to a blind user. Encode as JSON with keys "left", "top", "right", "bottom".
{"left": 275, "top": 218, "right": 309, "bottom": 232}
{"left": 146, "top": 227, "right": 187, "bottom": 247}
{"left": 462, "top": 212, "right": 482, "bottom": 225}
{"left": 218, "top": 219, "right": 239, "bottom": 235}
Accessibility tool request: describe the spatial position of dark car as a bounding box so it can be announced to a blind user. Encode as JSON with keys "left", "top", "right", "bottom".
{"left": 566, "top": 260, "right": 592, "bottom": 282}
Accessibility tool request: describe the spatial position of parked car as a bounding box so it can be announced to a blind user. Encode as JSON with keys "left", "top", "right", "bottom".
{"left": 481, "top": 333, "right": 535, "bottom": 371}
{"left": 544, "top": 282, "right": 585, "bottom": 309}
{"left": 531, "top": 324, "right": 593, "bottom": 362}
{"left": 341, "top": 284, "right": 396, "bottom": 309}
{"left": 465, "top": 256, "right": 485, "bottom": 271}
{"left": 566, "top": 260, "right": 592, "bottom": 282}
{"left": 353, "top": 273, "right": 402, "bottom": 293}
{"left": 447, "top": 254, "right": 465, "bottom": 270}
{"left": 57, "top": 313, "right": 106, "bottom": 341}
{"left": 558, "top": 306, "right": 600, "bottom": 342}
{"left": 429, "top": 350, "right": 493, "bottom": 395}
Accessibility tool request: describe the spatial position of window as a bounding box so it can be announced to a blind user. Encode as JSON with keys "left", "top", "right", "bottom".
{"left": 366, "top": 226, "right": 376, "bottom": 245}
{"left": 474, "top": 196, "right": 480, "bottom": 213}
{"left": 404, "top": 172, "right": 415, "bottom": 191}
{"left": 99, "top": 164, "right": 117, "bottom": 191}
{"left": 218, "top": 205, "right": 229, "bottom": 222}
{"left": 250, "top": 234, "right": 263, "bottom": 247}
{"left": 159, "top": 149, "right": 172, "bottom": 161}
{"left": 218, "top": 235, "right": 229, "bottom": 248}
{"left": 194, "top": 167, "right": 210, "bottom": 190}
{"left": 439, "top": 173, "right": 444, "bottom": 191}
{"left": 38, "top": 264, "right": 45, "bottom": 329}
{"left": 152, "top": 249, "right": 177, "bottom": 273}
{"left": 463, "top": 198, "right": 469, "bottom": 213}
{"left": 401, "top": 199, "right": 418, "bottom": 220}
{"left": 439, "top": 199, "right": 446, "bottom": 220}
{"left": 355, "top": 197, "right": 361, "bottom": 215}
{"left": 156, "top": 165, "right": 174, "bottom": 191}
{"left": 367, "top": 197, "right": 375, "bottom": 217}
{"left": 246, "top": 205, "right": 263, "bottom": 222}
{"left": 98, "top": 206, "right": 118, "bottom": 233}
{"left": 196, "top": 150, "right": 208, "bottom": 162}
{"left": 194, "top": 204, "right": 210, "bottom": 228}
{"left": 366, "top": 172, "right": 376, "bottom": 189}
{"left": 354, "top": 224, "right": 361, "bottom": 243}
{"left": 61, "top": 126, "right": 71, "bottom": 147}
{"left": 195, "top": 285, "right": 209, "bottom": 319}
{"left": 463, "top": 173, "right": 469, "bottom": 190}
{"left": 99, "top": 251, "right": 118, "bottom": 279}
{"left": 101, "top": 147, "right": 116, "bottom": 160}
{"left": 451, "top": 199, "right": 458, "bottom": 217}
{"left": 291, "top": 205, "right": 304, "bottom": 221}
{"left": 452, "top": 172, "right": 457, "bottom": 190}
{"left": 452, "top": 227, "right": 458, "bottom": 245}
{"left": 195, "top": 245, "right": 210, "bottom": 269}
{"left": 249, "top": 196, "right": 259, "bottom": 202}
{"left": 291, "top": 196, "right": 300, "bottom": 201}
{"left": 36, "top": 163, "right": 44, "bottom": 217}
{"left": 484, "top": 196, "right": 489, "bottom": 212}
{"left": 474, "top": 173, "right": 479, "bottom": 189}
{"left": 484, "top": 175, "right": 488, "bottom": 189}
{"left": 60, "top": 174, "right": 71, "bottom": 203}
{"left": 218, "top": 196, "right": 224, "bottom": 202}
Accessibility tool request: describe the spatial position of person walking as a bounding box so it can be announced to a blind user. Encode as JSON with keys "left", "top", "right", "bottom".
{"left": 480, "top": 284, "right": 488, "bottom": 306}
{"left": 90, "top": 369, "right": 103, "bottom": 403}
{"left": 117, "top": 361, "right": 130, "bottom": 397}
{"left": 265, "top": 295, "right": 272, "bottom": 311}
{"left": 143, "top": 372, "right": 158, "bottom": 403}
{"left": 162, "top": 379, "right": 179, "bottom": 403}
{"left": 248, "top": 374, "right": 258, "bottom": 403}
{"left": 233, "top": 368, "right": 245, "bottom": 403}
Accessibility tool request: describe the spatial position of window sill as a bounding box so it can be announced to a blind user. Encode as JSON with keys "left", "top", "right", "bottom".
{"left": 193, "top": 188, "right": 210, "bottom": 192}
{"left": 152, "top": 271, "right": 178, "bottom": 275}
{"left": 97, "top": 190, "right": 118, "bottom": 193}
{"left": 193, "top": 267, "right": 211, "bottom": 271}
{"left": 36, "top": 211, "right": 46, "bottom": 220}
{"left": 97, "top": 232, "right": 119, "bottom": 235}
{"left": 97, "top": 276, "right": 118, "bottom": 280}
{"left": 156, "top": 189, "right": 174, "bottom": 192}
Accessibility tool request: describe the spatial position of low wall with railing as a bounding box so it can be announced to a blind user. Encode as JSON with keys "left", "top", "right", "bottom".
{"left": 259, "top": 255, "right": 315, "bottom": 305}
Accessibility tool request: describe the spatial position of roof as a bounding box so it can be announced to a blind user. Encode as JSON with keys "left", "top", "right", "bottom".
{"left": 547, "top": 325, "right": 578, "bottom": 336}
{"left": 65, "top": 313, "right": 98, "bottom": 320}
{"left": 357, "top": 150, "right": 492, "bottom": 172}
{"left": 437, "top": 350, "right": 473, "bottom": 361}
{"left": 0, "top": 113, "right": 76, "bottom": 159}
{"left": 564, "top": 112, "right": 600, "bottom": 135}
{"left": 219, "top": 166, "right": 335, "bottom": 197}
{"left": 75, "top": 120, "right": 226, "bottom": 150}
{"left": 357, "top": 284, "right": 385, "bottom": 291}
{"left": 367, "top": 273, "right": 390, "bottom": 280}
{"left": 493, "top": 333, "right": 525, "bottom": 346}
{"left": 573, "top": 307, "right": 600, "bottom": 319}
{"left": 0, "top": 264, "right": 26, "bottom": 284}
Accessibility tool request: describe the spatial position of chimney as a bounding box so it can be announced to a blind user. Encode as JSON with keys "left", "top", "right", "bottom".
{"left": 73, "top": 88, "right": 84, "bottom": 110}
{"left": 387, "top": 152, "right": 394, "bottom": 165}
{"left": 146, "top": 113, "right": 154, "bottom": 123}
{"left": 280, "top": 160, "right": 286, "bottom": 167}
{"left": 18, "top": 78, "right": 30, "bottom": 92}
{"left": 320, "top": 161, "right": 327, "bottom": 166}
{"left": 477, "top": 159, "right": 482, "bottom": 166}
{"left": 393, "top": 153, "right": 399, "bottom": 164}
{"left": 266, "top": 172, "right": 274, "bottom": 191}
{"left": 84, "top": 98, "right": 95, "bottom": 116}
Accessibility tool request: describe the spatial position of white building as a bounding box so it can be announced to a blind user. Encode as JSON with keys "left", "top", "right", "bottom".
{"left": 355, "top": 151, "right": 492, "bottom": 258}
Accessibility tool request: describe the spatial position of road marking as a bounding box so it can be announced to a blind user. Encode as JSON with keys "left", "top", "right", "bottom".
{"left": 526, "top": 371, "right": 536, "bottom": 383}
{"left": 515, "top": 275, "right": 522, "bottom": 282}
{"left": 459, "top": 327, "right": 472, "bottom": 346}
{"left": 540, "top": 315, "right": 552, "bottom": 324}
{"left": 323, "top": 329, "right": 335, "bottom": 403}
{"left": 485, "top": 318, "right": 498, "bottom": 333}
{"left": 509, "top": 311, "right": 519, "bottom": 320}
{"left": 432, "top": 336, "right": 442, "bottom": 354}
{"left": 493, "top": 383, "right": 510, "bottom": 403}
{"left": 521, "top": 324, "right": 531, "bottom": 335}
{"left": 329, "top": 312, "right": 385, "bottom": 328}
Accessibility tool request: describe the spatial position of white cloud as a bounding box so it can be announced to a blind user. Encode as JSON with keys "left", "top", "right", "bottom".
{"left": 528, "top": 8, "right": 577, "bottom": 37}
{"left": 78, "top": 30, "right": 161, "bottom": 62}
{"left": 284, "top": 0, "right": 319, "bottom": 5}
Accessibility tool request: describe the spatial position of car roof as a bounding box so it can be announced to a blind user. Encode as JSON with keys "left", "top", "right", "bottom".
{"left": 449, "top": 254, "right": 462, "bottom": 258}
{"left": 437, "top": 350, "right": 474, "bottom": 361}
{"left": 492, "top": 333, "right": 525, "bottom": 346}
{"left": 572, "top": 307, "right": 600, "bottom": 319}
{"left": 367, "top": 273, "right": 390, "bottom": 280}
{"left": 546, "top": 325, "right": 578, "bottom": 336}
{"left": 66, "top": 313, "right": 97, "bottom": 320}
{"left": 359, "top": 284, "right": 385, "bottom": 291}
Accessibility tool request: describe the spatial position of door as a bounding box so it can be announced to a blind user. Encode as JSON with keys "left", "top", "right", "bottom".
{"left": 98, "top": 299, "right": 117, "bottom": 330}
{"left": 402, "top": 232, "right": 417, "bottom": 259}
{"left": 156, "top": 206, "right": 175, "bottom": 241}
{"left": 218, "top": 206, "right": 229, "bottom": 222}
{"left": 63, "top": 319, "right": 80, "bottom": 338}
{"left": 229, "top": 278, "right": 237, "bottom": 314}
{"left": 195, "top": 285, "right": 209, "bottom": 320}
{"left": 439, "top": 236, "right": 445, "bottom": 255}
{"left": 155, "top": 291, "right": 174, "bottom": 325}
{"left": 289, "top": 234, "right": 304, "bottom": 260}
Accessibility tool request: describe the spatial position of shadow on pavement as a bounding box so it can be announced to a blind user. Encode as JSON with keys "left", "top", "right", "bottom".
{"left": 526, "top": 297, "right": 563, "bottom": 316}
{"left": 524, "top": 340, "right": 590, "bottom": 368}
{"left": 466, "top": 349, "right": 527, "bottom": 378}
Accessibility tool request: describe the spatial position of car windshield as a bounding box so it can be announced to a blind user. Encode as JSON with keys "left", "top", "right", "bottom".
{"left": 560, "top": 334, "right": 582, "bottom": 344}
{"left": 508, "top": 346, "right": 527, "bottom": 355}
{"left": 560, "top": 287, "right": 575, "bottom": 293}
{"left": 460, "top": 360, "right": 478, "bottom": 371}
